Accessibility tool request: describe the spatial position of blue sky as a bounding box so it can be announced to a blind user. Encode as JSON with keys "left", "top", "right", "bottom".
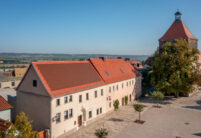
{"left": 0, "top": 0, "right": 201, "bottom": 55}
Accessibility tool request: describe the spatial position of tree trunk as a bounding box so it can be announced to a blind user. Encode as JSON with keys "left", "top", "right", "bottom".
{"left": 175, "top": 92, "right": 179, "bottom": 98}
{"left": 139, "top": 112, "right": 141, "bottom": 121}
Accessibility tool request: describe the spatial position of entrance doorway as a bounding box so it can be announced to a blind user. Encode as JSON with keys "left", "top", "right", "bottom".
{"left": 78, "top": 115, "right": 82, "bottom": 127}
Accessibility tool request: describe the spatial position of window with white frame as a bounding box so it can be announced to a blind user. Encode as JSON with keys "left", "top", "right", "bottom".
{"left": 122, "top": 83, "right": 124, "bottom": 88}
{"left": 116, "top": 85, "right": 118, "bottom": 90}
{"left": 64, "top": 110, "right": 68, "bottom": 120}
{"left": 56, "top": 113, "right": 61, "bottom": 123}
{"left": 100, "top": 107, "right": 102, "bottom": 114}
{"left": 79, "top": 95, "right": 82, "bottom": 103}
{"left": 89, "top": 111, "right": 92, "bottom": 118}
{"left": 69, "top": 95, "right": 73, "bottom": 102}
{"left": 56, "top": 99, "right": 60, "bottom": 106}
{"left": 86, "top": 93, "right": 89, "bottom": 100}
{"left": 64, "top": 97, "right": 68, "bottom": 104}
{"left": 69, "top": 109, "right": 73, "bottom": 118}
{"left": 94, "top": 91, "right": 97, "bottom": 98}
{"left": 101, "top": 89, "right": 104, "bottom": 96}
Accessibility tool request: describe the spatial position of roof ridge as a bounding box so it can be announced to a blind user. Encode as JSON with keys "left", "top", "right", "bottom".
{"left": 181, "top": 21, "right": 198, "bottom": 40}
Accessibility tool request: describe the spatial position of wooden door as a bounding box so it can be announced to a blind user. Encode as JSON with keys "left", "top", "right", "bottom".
{"left": 78, "top": 115, "right": 82, "bottom": 127}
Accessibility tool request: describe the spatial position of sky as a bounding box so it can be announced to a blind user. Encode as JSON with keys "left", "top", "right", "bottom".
{"left": 0, "top": 0, "right": 201, "bottom": 55}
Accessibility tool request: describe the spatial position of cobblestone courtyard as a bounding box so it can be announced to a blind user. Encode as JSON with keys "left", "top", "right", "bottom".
{"left": 60, "top": 89, "right": 201, "bottom": 138}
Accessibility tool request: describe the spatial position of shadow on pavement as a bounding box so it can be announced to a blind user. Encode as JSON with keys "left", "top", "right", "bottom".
{"left": 138, "top": 96, "right": 173, "bottom": 105}
{"left": 109, "top": 118, "right": 124, "bottom": 122}
{"left": 183, "top": 100, "right": 201, "bottom": 111}
{"left": 193, "top": 133, "right": 201, "bottom": 137}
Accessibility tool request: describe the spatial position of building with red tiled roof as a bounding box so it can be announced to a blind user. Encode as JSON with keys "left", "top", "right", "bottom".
{"left": 16, "top": 59, "right": 141, "bottom": 138}
{"left": 159, "top": 11, "right": 198, "bottom": 50}
{"left": 130, "top": 60, "right": 143, "bottom": 70}
{"left": 0, "top": 118, "right": 12, "bottom": 132}
{"left": 90, "top": 58, "right": 141, "bottom": 111}
{"left": 0, "top": 96, "right": 13, "bottom": 121}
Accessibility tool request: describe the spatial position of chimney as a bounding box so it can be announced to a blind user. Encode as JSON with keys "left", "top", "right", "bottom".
{"left": 99, "top": 57, "right": 106, "bottom": 61}
{"left": 125, "top": 58, "right": 130, "bottom": 61}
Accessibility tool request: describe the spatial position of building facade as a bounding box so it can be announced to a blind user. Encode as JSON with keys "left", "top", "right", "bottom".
{"left": 17, "top": 59, "right": 142, "bottom": 138}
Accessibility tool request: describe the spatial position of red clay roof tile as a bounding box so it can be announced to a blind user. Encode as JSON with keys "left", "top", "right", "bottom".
{"left": 0, "top": 118, "right": 12, "bottom": 132}
{"left": 159, "top": 20, "right": 198, "bottom": 41}
{"left": 0, "top": 96, "right": 13, "bottom": 111}
{"left": 89, "top": 58, "right": 137, "bottom": 84}
{"left": 32, "top": 61, "right": 104, "bottom": 97}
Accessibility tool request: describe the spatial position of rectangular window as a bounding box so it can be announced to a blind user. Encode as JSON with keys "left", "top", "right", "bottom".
{"left": 69, "top": 109, "right": 73, "bottom": 118}
{"left": 132, "top": 80, "right": 134, "bottom": 85}
{"left": 89, "top": 111, "right": 92, "bottom": 118}
{"left": 113, "top": 86, "right": 115, "bottom": 91}
{"left": 86, "top": 93, "right": 89, "bottom": 100}
{"left": 96, "top": 109, "right": 99, "bottom": 115}
{"left": 116, "top": 85, "right": 118, "bottom": 90}
{"left": 64, "top": 97, "right": 68, "bottom": 104}
{"left": 56, "top": 113, "right": 61, "bottom": 123}
{"left": 129, "top": 81, "right": 131, "bottom": 86}
{"left": 11, "top": 81, "right": 15, "bottom": 86}
{"left": 109, "top": 102, "right": 111, "bottom": 108}
{"left": 127, "top": 82, "right": 128, "bottom": 87}
{"left": 0, "top": 83, "right": 1, "bottom": 88}
{"left": 100, "top": 108, "right": 102, "bottom": 114}
{"left": 79, "top": 95, "right": 82, "bottom": 103}
{"left": 69, "top": 95, "right": 73, "bottom": 102}
{"left": 101, "top": 89, "right": 104, "bottom": 96}
{"left": 122, "top": 83, "right": 124, "bottom": 88}
{"left": 109, "top": 87, "right": 111, "bottom": 93}
{"left": 94, "top": 91, "right": 97, "bottom": 98}
{"left": 33, "top": 80, "right": 37, "bottom": 87}
{"left": 56, "top": 99, "right": 60, "bottom": 106}
{"left": 64, "top": 110, "right": 68, "bottom": 120}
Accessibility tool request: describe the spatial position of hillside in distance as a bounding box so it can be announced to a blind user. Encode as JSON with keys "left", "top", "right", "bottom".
{"left": 0, "top": 53, "right": 149, "bottom": 64}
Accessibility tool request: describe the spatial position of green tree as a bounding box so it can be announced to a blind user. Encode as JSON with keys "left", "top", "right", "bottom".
{"left": 94, "top": 127, "right": 108, "bottom": 138}
{"left": 125, "top": 96, "right": 128, "bottom": 105}
{"left": 113, "top": 100, "right": 120, "bottom": 110}
{"left": 151, "top": 40, "right": 201, "bottom": 97}
{"left": 151, "top": 91, "right": 164, "bottom": 107}
{"left": 14, "top": 112, "right": 39, "bottom": 138}
{"left": 133, "top": 104, "right": 144, "bottom": 121}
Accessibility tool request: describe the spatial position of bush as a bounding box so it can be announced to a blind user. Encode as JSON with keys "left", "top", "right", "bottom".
{"left": 113, "top": 100, "right": 120, "bottom": 110}
{"left": 151, "top": 91, "right": 164, "bottom": 107}
{"left": 95, "top": 128, "right": 108, "bottom": 138}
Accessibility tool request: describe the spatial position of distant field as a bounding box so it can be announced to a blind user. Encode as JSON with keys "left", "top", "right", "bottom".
{"left": 0, "top": 53, "right": 149, "bottom": 65}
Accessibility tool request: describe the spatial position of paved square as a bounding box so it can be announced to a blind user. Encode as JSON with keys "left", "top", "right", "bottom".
{"left": 61, "top": 90, "right": 201, "bottom": 138}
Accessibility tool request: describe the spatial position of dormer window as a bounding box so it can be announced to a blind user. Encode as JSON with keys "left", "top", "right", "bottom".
{"left": 105, "top": 71, "right": 110, "bottom": 77}
{"left": 33, "top": 80, "right": 37, "bottom": 87}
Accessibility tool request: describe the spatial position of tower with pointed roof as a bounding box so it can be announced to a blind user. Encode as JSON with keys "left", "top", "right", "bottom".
{"left": 159, "top": 11, "right": 198, "bottom": 50}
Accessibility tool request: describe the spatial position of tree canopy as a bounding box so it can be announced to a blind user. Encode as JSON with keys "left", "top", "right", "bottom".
{"left": 151, "top": 39, "right": 201, "bottom": 97}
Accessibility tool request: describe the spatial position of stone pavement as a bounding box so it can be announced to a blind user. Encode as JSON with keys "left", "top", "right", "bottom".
{"left": 60, "top": 89, "right": 201, "bottom": 138}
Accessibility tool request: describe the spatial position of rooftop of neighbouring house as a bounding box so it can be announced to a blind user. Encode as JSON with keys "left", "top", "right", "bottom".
{"left": 89, "top": 58, "right": 139, "bottom": 84}
{"left": 0, "top": 96, "right": 13, "bottom": 111}
{"left": 0, "top": 118, "right": 12, "bottom": 132}
{"left": 31, "top": 60, "right": 105, "bottom": 97}
{"left": 130, "top": 60, "right": 143, "bottom": 69}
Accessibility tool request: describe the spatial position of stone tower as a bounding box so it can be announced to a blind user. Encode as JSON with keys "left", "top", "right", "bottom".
{"left": 159, "top": 11, "right": 198, "bottom": 50}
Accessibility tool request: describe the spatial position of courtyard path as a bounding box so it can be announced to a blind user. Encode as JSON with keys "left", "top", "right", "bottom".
{"left": 61, "top": 89, "right": 201, "bottom": 138}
